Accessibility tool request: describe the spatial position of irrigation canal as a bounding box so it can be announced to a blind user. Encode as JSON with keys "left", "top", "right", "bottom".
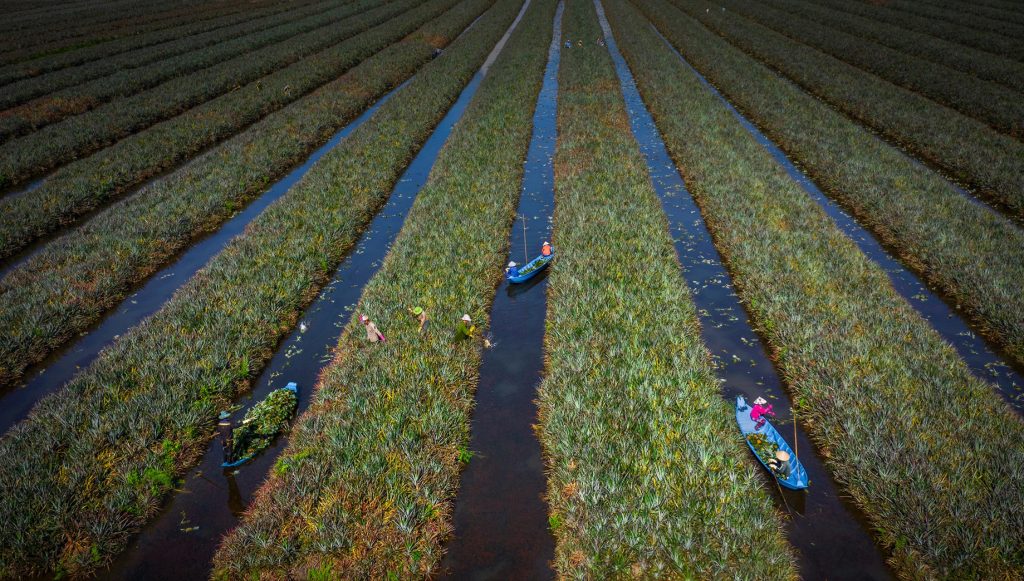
{"left": 103, "top": 2, "right": 531, "bottom": 577}
{"left": 595, "top": 0, "right": 894, "bottom": 577}
{"left": 0, "top": 79, "right": 410, "bottom": 436}
{"left": 438, "top": 2, "right": 561, "bottom": 578}
{"left": 0, "top": 131, "right": 231, "bottom": 281}
{"left": 0, "top": 6, "right": 496, "bottom": 415}
{"left": 0, "top": 175, "right": 44, "bottom": 203}
{"left": 0, "top": 6, "right": 489, "bottom": 282}
{"left": 649, "top": 23, "right": 1024, "bottom": 413}
{"left": 680, "top": 0, "right": 1023, "bottom": 229}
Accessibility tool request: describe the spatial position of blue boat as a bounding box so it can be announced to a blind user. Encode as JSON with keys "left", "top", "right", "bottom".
{"left": 222, "top": 382, "right": 299, "bottom": 468}
{"left": 735, "top": 396, "right": 808, "bottom": 490}
{"left": 507, "top": 253, "right": 553, "bottom": 284}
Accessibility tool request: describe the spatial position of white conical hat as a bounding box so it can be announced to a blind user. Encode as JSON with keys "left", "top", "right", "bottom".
{"left": 462, "top": 314, "right": 472, "bottom": 321}
{"left": 753, "top": 397, "right": 767, "bottom": 405}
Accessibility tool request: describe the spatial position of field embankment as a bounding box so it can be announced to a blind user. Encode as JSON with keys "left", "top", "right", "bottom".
{"left": 533, "top": 0, "right": 796, "bottom": 577}
{"left": 0, "top": 0, "right": 453, "bottom": 262}
{"left": 213, "top": 0, "right": 552, "bottom": 576}
{"left": 711, "top": 0, "right": 1024, "bottom": 138}
{"left": 0, "top": 0, "right": 481, "bottom": 390}
{"left": 885, "top": 0, "right": 1024, "bottom": 39}
{"left": 0, "top": 0, "right": 288, "bottom": 76}
{"left": 609, "top": 0, "right": 1024, "bottom": 575}
{"left": 635, "top": 0, "right": 1024, "bottom": 370}
{"left": 669, "top": 0, "right": 1024, "bottom": 222}
{"left": 764, "top": 0, "right": 1024, "bottom": 94}
{"left": 822, "top": 0, "right": 1024, "bottom": 61}
{"left": 0, "top": 0, "right": 402, "bottom": 186}
{"left": 0, "top": 0, "right": 338, "bottom": 111}
{"left": 0, "top": 0, "right": 252, "bottom": 66}
{"left": 0, "top": 0, "right": 523, "bottom": 575}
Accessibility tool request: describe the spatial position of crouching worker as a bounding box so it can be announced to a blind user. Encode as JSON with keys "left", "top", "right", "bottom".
{"left": 360, "top": 314, "right": 386, "bottom": 343}
{"left": 409, "top": 306, "right": 428, "bottom": 333}
{"left": 750, "top": 396, "right": 775, "bottom": 430}
{"left": 541, "top": 241, "right": 552, "bottom": 257}
{"left": 506, "top": 261, "right": 519, "bottom": 279}
{"left": 455, "top": 313, "right": 476, "bottom": 341}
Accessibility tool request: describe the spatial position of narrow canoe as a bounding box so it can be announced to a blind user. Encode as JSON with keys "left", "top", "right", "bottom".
{"left": 222, "top": 382, "right": 298, "bottom": 468}
{"left": 735, "top": 396, "right": 809, "bottom": 490}
{"left": 508, "top": 253, "right": 553, "bottom": 284}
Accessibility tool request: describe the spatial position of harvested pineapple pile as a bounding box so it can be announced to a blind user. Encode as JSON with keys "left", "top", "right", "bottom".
{"left": 228, "top": 388, "right": 298, "bottom": 463}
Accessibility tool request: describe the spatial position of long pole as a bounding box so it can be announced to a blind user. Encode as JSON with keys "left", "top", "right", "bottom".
{"left": 793, "top": 408, "right": 798, "bottom": 459}
{"left": 522, "top": 215, "right": 528, "bottom": 263}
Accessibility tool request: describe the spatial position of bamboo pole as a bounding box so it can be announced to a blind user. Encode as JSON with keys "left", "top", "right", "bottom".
{"left": 522, "top": 214, "right": 528, "bottom": 263}
{"left": 793, "top": 408, "right": 798, "bottom": 459}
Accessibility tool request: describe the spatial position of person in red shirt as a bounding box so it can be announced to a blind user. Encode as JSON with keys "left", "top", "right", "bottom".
{"left": 541, "top": 241, "right": 552, "bottom": 257}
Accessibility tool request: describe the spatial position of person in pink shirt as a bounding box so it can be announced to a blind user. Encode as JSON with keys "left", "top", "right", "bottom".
{"left": 750, "top": 396, "right": 775, "bottom": 429}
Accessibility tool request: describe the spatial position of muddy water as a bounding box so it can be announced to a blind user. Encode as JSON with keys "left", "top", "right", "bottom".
{"left": 595, "top": 0, "right": 894, "bottom": 578}
{"left": 649, "top": 26, "right": 1024, "bottom": 413}
{"left": 438, "top": 3, "right": 561, "bottom": 580}
{"left": 0, "top": 80, "right": 407, "bottom": 437}
{"left": 102, "top": 3, "right": 532, "bottom": 577}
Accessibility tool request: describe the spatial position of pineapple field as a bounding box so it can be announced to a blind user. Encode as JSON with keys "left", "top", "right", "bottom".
{"left": 0, "top": 0, "right": 1021, "bottom": 578}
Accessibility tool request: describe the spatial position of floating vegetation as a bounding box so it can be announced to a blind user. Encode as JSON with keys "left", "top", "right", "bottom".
{"left": 214, "top": 0, "right": 552, "bottom": 575}
{"left": 535, "top": 0, "right": 795, "bottom": 576}
{"left": 0, "top": 1, "right": 511, "bottom": 575}
{"left": 608, "top": 0, "right": 1024, "bottom": 575}
{"left": 0, "top": 0, "right": 481, "bottom": 389}
{"left": 636, "top": 0, "right": 1024, "bottom": 376}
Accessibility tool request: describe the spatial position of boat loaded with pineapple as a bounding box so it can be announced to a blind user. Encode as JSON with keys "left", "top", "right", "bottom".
{"left": 221, "top": 382, "right": 299, "bottom": 468}
{"left": 736, "top": 396, "right": 808, "bottom": 490}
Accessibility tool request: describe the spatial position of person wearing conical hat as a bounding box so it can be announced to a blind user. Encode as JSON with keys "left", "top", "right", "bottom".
{"left": 774, "top": 450, "right": 791, "bottom": 478}
{"left": 455, "top": 313, "right": 476, "bottom": 342}
{"left": 541, "top": 241, "right": 552, "bottom": 257}
{"left": 408, "top": 306, "right": 428, "bottom": 333}
{"left": 750, "top": 396, "right": 775, "bottom": 429}
{"left": 506, "top": 261, "right": 519, "bottom": 279}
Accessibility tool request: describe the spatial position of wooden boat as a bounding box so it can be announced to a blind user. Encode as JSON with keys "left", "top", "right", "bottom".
{"left": 507, "top": 253, "right": 552, "bottom": 284}
{"left": 735, "top": 396, "right": 809, "bottom": 490}
{"left": 222, "top": 382, "right": 299, "bottom": 468}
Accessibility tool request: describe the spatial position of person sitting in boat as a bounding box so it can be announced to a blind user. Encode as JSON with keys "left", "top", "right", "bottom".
{"left": 408, "top": 306, "right": 428, "bottom": 333}
{"left": 750, "top": 397, "right": 775, "bottom": 429}
{"left": 541, "top": 241, "right": 552, "bottom": 257}
{"left": 769, "top": 450, "right": 791, "bottom": 479}
{"left": 506, "top": 261, "right": 519, "bottom": 278}
{"left": 455, "top": 313, "right": 476, "bottom": 341}
{"left": 220, "top": 423, "right": 234, "bottom": 464}
{"left": 360, "top": 314, "right": 385, "bottom": 343}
